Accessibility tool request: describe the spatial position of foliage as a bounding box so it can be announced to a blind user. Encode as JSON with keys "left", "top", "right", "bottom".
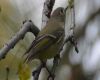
{"left": 18, "top": 62, "right": 31, "bottom": 80}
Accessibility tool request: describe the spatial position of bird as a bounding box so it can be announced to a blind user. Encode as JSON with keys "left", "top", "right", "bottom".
{"left": 24, "top": 7, "right": 66, "bottom": 63}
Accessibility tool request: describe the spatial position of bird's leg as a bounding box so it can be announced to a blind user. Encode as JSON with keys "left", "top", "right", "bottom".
{"left": 47, "top": 38, "right": 63, "bottom": 80}
{"left": 47, "top": 54, "right": 60, "bottom": 80}
{"left": 32, "top": 60, "right": 49, "bottom": 80}
{"left": 32, "top": 61, "right": 45, "bottom": 80}
{"left": 32, "top": 65, "right": 42, "bottom": 80}
{"left": 38, "top": 60, "right": 56, "bottom": 80}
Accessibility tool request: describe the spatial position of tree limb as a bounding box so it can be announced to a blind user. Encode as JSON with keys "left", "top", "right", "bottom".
{"left": 0, "top": 20, "right": 40, "bottom": 60}
{"left": 42, "top": 0, "right": 55, "bottom": 28}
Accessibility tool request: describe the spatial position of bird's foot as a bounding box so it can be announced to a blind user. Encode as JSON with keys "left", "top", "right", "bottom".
{"left": 47, "top": 73, "right": 55, "bottom": 80}
{"left": 32, "top": 62, "right": 44, "bottom": 80}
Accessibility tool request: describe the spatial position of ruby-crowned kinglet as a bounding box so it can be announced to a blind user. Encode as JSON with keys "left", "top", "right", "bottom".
{"left": 24, "top": 7, "right": 66, "bottom": 62}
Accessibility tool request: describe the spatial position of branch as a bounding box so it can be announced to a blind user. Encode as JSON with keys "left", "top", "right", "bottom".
{"left": 0, "top": 20, "right": 40, "bottom": 60}
{"left": 41, "top": 0, "right": 55, "bottom": 28}
{"left": 65, "top": 0, "right": 79, "bottom": 53}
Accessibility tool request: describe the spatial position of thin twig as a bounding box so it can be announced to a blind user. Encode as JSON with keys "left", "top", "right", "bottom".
{"left": 6, "top": 67, "right": 10, "bottom": 80}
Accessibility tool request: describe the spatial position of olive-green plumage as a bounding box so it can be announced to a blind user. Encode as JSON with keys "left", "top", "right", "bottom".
{"left": 24, "top": 7, "right": 66, "bottom": 62}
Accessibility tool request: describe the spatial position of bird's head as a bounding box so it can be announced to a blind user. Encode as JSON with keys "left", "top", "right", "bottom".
{"left": 51, "top": 7, "right": 66, "bottom": 22}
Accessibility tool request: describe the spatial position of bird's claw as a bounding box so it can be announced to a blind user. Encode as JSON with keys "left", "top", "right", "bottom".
{"left": 47, "top": 74, "right": 55, "bottom": 80}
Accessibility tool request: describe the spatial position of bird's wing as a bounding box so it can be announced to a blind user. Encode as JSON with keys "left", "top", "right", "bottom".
{"left": 24, "top": 30, "right": 64, "bottom": 62}
{"left": 24, "top": 34, "right": 56, "bottom": 55}
{"left": 24, "top": 34, "right": 57, "bottom": 62}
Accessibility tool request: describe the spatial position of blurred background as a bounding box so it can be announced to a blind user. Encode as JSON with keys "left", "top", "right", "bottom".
{"left": 0, "top": 0, "right": 100, "bottom": 80}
